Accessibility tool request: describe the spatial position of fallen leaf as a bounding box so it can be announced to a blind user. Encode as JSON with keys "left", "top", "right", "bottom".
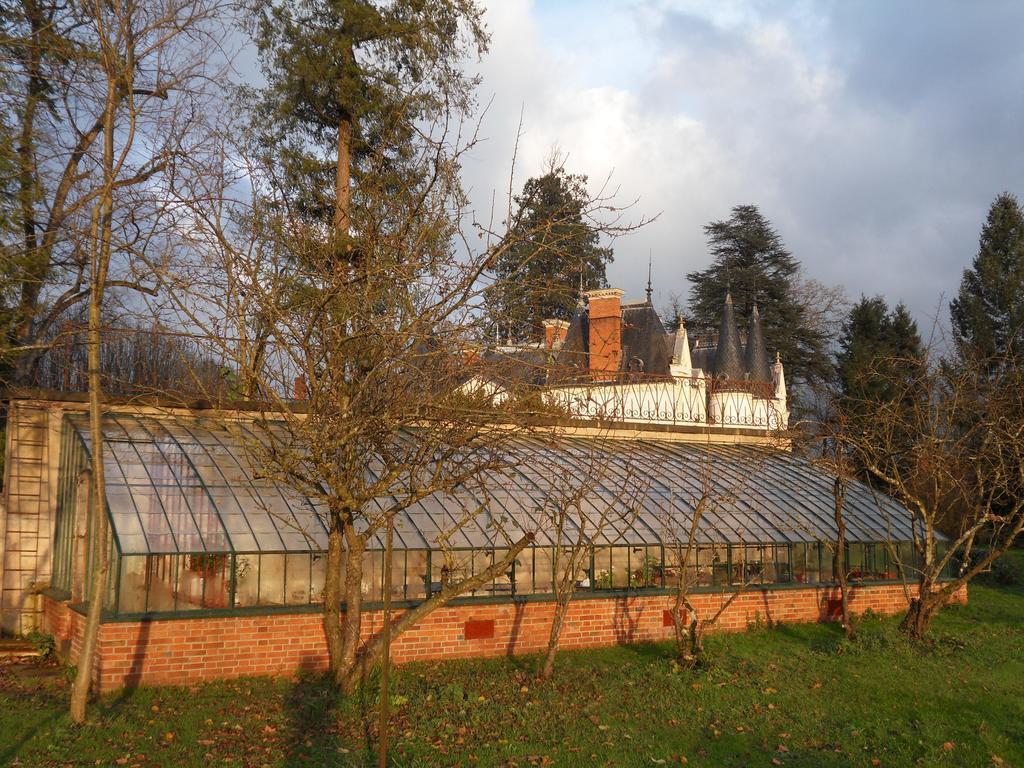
{"left": 943, "top": 742, "right": 955, "bottom": 752}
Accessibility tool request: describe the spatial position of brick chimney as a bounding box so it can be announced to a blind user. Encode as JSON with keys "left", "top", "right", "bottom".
{"left": 294, "top": 376, "right": 308, "bottom": 401}
{"left": 542, "top": 319, "right": 570, "bottom": 350}
{"left": 584, "top": 288, "right": 624, "bottom": 377}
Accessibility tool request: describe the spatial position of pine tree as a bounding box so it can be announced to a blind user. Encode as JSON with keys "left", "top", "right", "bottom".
{"left": 836, "top": 296, "right": 924, "bottom": 409}
{"left": 949, "top": 192, "right": 1024, "bottom": 365}
{"left": 243, "top": 0, "right": 488, "bottom": 242}
{"left": 687, "top": 204, "right": 832, "bottom": 389}
{"left": 486, "top": 161, "right": 613, "bottom": 340}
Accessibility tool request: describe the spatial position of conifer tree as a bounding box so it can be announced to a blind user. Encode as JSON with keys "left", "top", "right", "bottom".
{"left": 485, "top": 159, "right": 613, "bottom": 341}
{"left": 836, "top": 296, "right": 924, "bottom": 410}
{"left": 687, "top": 204, "right": 832, "bottom": 389}
{"left": 949, "top": 192, "right": 1024, "bottom": 365}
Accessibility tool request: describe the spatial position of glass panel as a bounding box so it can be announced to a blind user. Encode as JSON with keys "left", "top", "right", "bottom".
{"left": 118, "top": 556, "right": 148, "bottom": 613}
{"left": 234, "top": 554, "right": 260, "bottom": 607}
{"left": 128, "top": 487, "right": 177, "bottom": 552}
{"left": 207, "top": 488, "right": 258, "bottom": 552}
{"left": 611, "top": 547, "right": 630, "bottom": 589}
{"left": 793, "top": 543, "right": 808, "bottom": 583}
{"left": 733, "top": 545, "right": 763, "bottom": 586}
{"left": 630, "top": 546, "right": 660, "bottom": 589}
{"left": 469, "top": 550, "right": 494, "bottom": 596}
{"left": 492, "top": 549, "right": 515, "bottom": 597}
{"left": 592, "top": 547, "right": 613, "bottom": 589}
{"left": 258, "top": 554, "right": 286, "bottom": 606}
{"left": 818, "top": 543, "right": 834, "bottom": 582}
{"left": 848, "top": 543, "right": 865, "bottom": 581}
{"left": 310, "top": 553, "right": 327, "bottom": 603}
{"left": 405, "top": 551, "right": 427, "bottom": 600}
{"left": 144, "top": 555, "right": 176, "bottom": 611}
{"left": 285, "top": 554, "right": 312, "bottom": 605}
{"left": 362, "top": 551, "right": 382, "bottom": 601}
{"left": 177, "top": 554, "right": 227, "bottom": 609}
{"left": 389, "top": 550, "right": 408, "bottom": 600}
{"left": 533, "top": 548, "right": 555, "bottom": 593}
{"left": 761, "top": 545, "right": 790, "bottom": 584}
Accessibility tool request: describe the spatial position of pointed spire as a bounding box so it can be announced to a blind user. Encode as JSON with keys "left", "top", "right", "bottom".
{"left": 772, "top": 351, "right": 787, "bottom": 400}
{"left": 670, "top": 317, "right": 692, "bottom": 377}
{"left": 713, "top": 291, "right": 745, "bottom": 381}
{"left": 744, "top": 303, "right": 771, "bottom": 381}
{"left": 645, "top": 252, "right": 653, "bottom": 304}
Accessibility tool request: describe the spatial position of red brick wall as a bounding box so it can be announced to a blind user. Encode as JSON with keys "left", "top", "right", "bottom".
{"left": 42, "top": 583, "right": 967, "bottom": 692}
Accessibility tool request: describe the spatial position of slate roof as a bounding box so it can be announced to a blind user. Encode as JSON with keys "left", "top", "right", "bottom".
{"left": 620, "top": 302, "right": 672, "bottom": 376}
{"left": 555, "top": 301, "right": 672, "bottom": 377}
{"left": 712, "top": 293, "right": 746, "bottom": 381}
{"left": 744, "top": 305, "right": 772, "bottom": 382}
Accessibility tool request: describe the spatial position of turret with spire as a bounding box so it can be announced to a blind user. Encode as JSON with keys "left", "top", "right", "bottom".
{"left": 744, "top": 303, "right": 771, "bottom": 381}
{"left": 712, "top": 291, "right": 745, "bottom": 381}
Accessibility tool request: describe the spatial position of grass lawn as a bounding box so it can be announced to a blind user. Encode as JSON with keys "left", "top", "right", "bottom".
{"left": 3, "top": 558, "right": 1022, "bottom": 767}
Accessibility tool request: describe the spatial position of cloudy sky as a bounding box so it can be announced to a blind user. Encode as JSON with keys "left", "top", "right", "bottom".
{"left": 457, "top": 0, "right": 1024, "bottom": 328}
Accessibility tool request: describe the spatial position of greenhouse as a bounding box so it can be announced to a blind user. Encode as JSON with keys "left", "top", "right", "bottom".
{"left": 48, "top": 413, "right": 946, "bottom": 619}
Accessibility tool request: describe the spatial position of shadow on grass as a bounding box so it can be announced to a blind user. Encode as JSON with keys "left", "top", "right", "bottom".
{"left": 772, "top": 619, "right": 846, "bottom": 652}
{"left": 0, "top": 698, "right": 64, "bottom": 765}
{"left": 613, "top": 640, "right": 672, "bottom": 662}
{"left": 281, "top": 666, "right": 348, "bottom": 768}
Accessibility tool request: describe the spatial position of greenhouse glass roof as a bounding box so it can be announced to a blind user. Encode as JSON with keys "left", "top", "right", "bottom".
{"left": 65, "top": 414, "right": 922, "bottom": 556}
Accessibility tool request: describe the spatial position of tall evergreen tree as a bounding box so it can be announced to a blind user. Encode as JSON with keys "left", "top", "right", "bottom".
{"left": 836, "top": 296, "right": 924, "bottom": 408}
{"left": 486, "top": 161, "right": 613, "bottom": 340}
{"left": 949, "top": 192, "right": 1024, "bottom": 365}
{"left": 243, "top": 0, "right": 487, "bottom": 243}
{"left": 687, "top": 204, "right": 832, "bottom": 389}
{"left": 241, "top": 0, "right": 501, "bottom": 697}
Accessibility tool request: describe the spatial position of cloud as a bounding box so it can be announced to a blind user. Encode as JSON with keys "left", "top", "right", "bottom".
{"left": 461, "top": 0, "right": 1024, "bottom": 329}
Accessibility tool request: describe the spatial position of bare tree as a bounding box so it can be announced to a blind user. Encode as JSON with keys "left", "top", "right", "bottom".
{"left": 155, "top": 101, "right": 644, "bottom": 694}
{"left": 1, "top": 0, "right": 233, "bottom": 722}
{"left": 534, "top": 436, "right": 646, "bottom": 680}
{"left": 840, "top": 349, "right": 1024, "bottom": 639}
{"left": 660, "top": 447, "right": 770, "bottom": 667}
{"left": 811, "top": 439, "right": 856, "bottom": 639}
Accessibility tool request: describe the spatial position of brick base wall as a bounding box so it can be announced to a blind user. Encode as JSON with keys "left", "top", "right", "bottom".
{"left": 42, "top": 583, "right": 967, "bottom": 692}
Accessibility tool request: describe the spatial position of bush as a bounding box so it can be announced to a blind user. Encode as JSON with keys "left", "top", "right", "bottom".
{"left": 26, "top": 631, "right": 56, "bottom": 660}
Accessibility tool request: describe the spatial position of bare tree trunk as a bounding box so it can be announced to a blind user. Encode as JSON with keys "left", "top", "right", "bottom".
{"left": 832, "top": 477, "right": 855, "bottom": 639}
{"left": 541, "top": 590, "right": 573, "bottom": 680}
{"left": 687, "top": 611, "right": 704, "bottom": 660}
{"left": 339, "top": 532, "right": 364, "bottom": 690}
{"left": 70, "top": 66, "right": 116, "bottom": 724}
{"left": 322, "top": 516, "right": 345, "bottom": 678}
{"left": 680, "top": 588, "right": 745, "bottom": 668}
{"left": 670, "top": 589, "right": 689, "bottom": 663}
{"left": 899, "top": 580, "right": 948, "bottom": 640}
{"left": 377, "top": 516, "right": 394, "bottom": 768}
